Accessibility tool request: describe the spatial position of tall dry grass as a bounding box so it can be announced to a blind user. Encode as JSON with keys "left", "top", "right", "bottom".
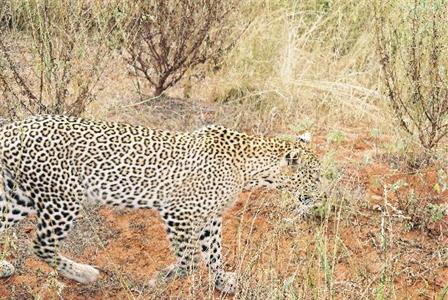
{"left": 196, "top": 0, "right": 382, "bottom": 133}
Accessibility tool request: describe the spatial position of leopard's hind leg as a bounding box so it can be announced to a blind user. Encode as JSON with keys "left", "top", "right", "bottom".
{"left": 0, "top": 171, "right": 35, "bottom": 278}
{"left": 0, "top": 171, "right": 35, "bottom": 231}
{"left": 33, "top": 197, "right": 99, "bottom": 283}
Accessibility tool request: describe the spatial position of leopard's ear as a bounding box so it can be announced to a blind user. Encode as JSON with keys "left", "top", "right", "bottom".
{"left": 280, "top": 149, "right": 301, "bottom": 167}
{"left": 297, "top": 132, "right": 311, "bottom": 144}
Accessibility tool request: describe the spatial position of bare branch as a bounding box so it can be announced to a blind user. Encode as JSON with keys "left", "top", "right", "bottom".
{"left": 125, "top": 0, "right": 239, "bottom": 97}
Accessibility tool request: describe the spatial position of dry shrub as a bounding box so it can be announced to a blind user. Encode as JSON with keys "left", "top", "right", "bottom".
{"left": 375, "top": 0, "right": 448, "bottom": 151}
{"left": 0, "top": 0, "right": 123, "bottom": 118}
{"left": 125, "top": 0, "right": 238, "bottom": 97}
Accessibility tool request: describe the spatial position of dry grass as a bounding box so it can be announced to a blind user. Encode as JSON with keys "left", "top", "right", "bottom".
{"left": 1, "top": 0, "right": 448, "bottom": 299}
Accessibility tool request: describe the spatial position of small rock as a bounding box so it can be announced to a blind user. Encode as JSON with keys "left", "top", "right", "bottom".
{"left": 0, "top": 260, "right": 15, "bottom": 278}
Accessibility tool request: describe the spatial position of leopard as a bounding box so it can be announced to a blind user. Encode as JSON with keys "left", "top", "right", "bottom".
{"left": 0, "top": 115, "right": 324, "bottom": 293}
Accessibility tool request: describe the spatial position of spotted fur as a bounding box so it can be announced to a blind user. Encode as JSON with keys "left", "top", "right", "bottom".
{"left": 0, "top": 260, "right": 14, "bottom": 277}
{"left": 0, "top": 115, "right": 323, "bottom": 293}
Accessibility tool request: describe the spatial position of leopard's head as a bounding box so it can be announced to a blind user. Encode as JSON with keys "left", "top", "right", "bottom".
{"left": 247, "top": 132, "right": 326, "bottom": 211}
{"left": 278, "top": 143, "right": 325, "bottom": 207}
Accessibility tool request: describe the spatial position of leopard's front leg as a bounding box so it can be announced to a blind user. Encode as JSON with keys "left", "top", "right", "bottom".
{"left": 153, "top": 211, "right": 201, "bottom": 284}
{"left": 199, "top": 216, "right": 237, "bottom": 294}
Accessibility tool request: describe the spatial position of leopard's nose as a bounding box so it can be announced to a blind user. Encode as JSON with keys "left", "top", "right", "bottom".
{"left": 298, "top": 194, "right": 313, "bottom": 205}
